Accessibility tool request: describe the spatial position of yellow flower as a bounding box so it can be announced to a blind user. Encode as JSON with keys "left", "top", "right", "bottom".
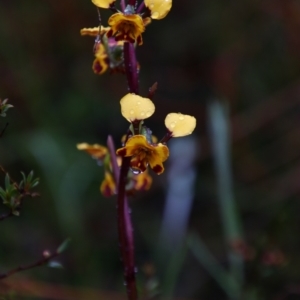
{"left": 92, "top": 44, "right": 109, "bottom": 75}
{"left": 91, "top": 37, "right": 125, "bottom": 75}
{"left": 92, "top": 0, "right": 116, "bottom": 9}
{"left": 100, "top": 171, "right": 116, "bottom": 197}
{"left": 107, "top": 13, "right": 145, "bottom": 45}
{"left": 116, "top": 135, "right": 169, "bottom": 175}
{"left": 77, "top": 143, "right": 108, "bottom": 160}
{"left": 120, "top": 93, "right": 155, "bottom": 122}
{"left": 144, "top": 0, "right": 172, "bottom": 20}
{"left": 164, "top": 113, "right": 196, "bottom": 137}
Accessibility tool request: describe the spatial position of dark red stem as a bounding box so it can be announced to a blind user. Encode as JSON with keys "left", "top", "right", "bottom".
{"left": 0, "top": 211, "right": 13, "bottom": 222}
{"left": 124, "top": 43, "right": 139, "bottom": 94}
{"left": 0, "top": 251, "right": 59, "bottom": 280}
{"left": 0, "top": 123, "right": 8, "bottom": 137}
{"left": 159, "top": 130, "right": 173, "bottom": 144}
{"left": 120, "top": 0, "right": 126, "bottom": 12}
{"left": 116, "top": 41, "right": 139, "bottom": 300}
{"left": 117, "top": 157, "right": 137, "bottom": 300}
{"left": 127, "top": 0, "right": 137, "bottom": 7}
{"left": 136, "top": 1, "right": 145, "bottom": 14}
{"left": 148, "top": 82, "right": 158, "bottom": 100}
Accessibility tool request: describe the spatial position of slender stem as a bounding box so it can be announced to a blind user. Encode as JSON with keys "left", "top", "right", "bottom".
{"left": 0, "top": 123, "right": 8, "bottom": 137}
{"left": 109, "top": 3, "right": 118, "bottom": 13}
{"left": 120, "top": 0, "right": 126, "bottom": 12}
{"left": 159, "top": 131, "right": 173, "bottom": 144}
{"left": 116, "top": 41, "right": 139, "bottom": 300}
{"left": 136, "top": 1, "right": 145, "bottom": 14}
{"left": 0, "top": 251, "right": 59, "bottom": 280}
{"left": 127, "top": 0, "right": 136, "bottom": 7}
{"left": 124, "top": 43, "right": 139, "bottom": 94}
{"left": 132, "top": 120, "right": 141, "bottom": 135}
{"left": 0, "top": 211, "right": 13, "bottom": 222}
{"left": 107, "top": 137, "right": 135, "bottom": 297}
{"left": 118, "top": 157, "right": 137, "bottom": 300}
{"left": 148, "top": 82, "right": 158, "bottom": 100}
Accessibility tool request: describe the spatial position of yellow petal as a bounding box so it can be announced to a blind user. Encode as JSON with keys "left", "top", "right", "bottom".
{"left": 92, "top": 44, "right": 109, "bottom": 74}
{"left": 164, "top": 113, "right": 196, "bottom": 137}
{"left": 147, "top": 143, "right": 169, "bottom": 174}
{"left": 80, "top": 26, "right": 111, "bottom": 37}
{"left": 116, "top": 135, "right": 148, "bottom": 157}
{"left": 92, "top": 0, "right": 115, "bottom": 9}
{"left": 100, "top": 172, "right": 116, "bottom": 197}
{"left": 80, "top": 27, "right": 100, "bottom": 36}
{"left": 107, "top": 13, "right": 145, "bottom": 45}
{"left": 92, "top": 57, "right": 108, "bottom": 75}
{"left": 144, "top": 0, "right": 172, "bottom": 20}
{"left": 134, "top": 171, "right": 152, "bottom": 191}
{"left": 143, "top": 17, "right": 152, "bottom": 27}
{"left": 120, "top": 94, "right": 155, "bottom": 122}
{"left": 77, "top": 143, "right": 108, "bottom": 159}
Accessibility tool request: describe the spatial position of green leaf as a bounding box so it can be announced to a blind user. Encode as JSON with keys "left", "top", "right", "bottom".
{"left": 20, "top": 171, "right": 26, "bottom": 182}
{"left": 31, "top": 178, "right": 39, "bottom": 188}
{"left": 57, "top": 238, "right": 71, "bottom": 254}
{"left": 4, "top": 174, "right": 10, "bottom": 189}
{"left": 188, "top": 233, "right": 241, "bottom": 299}
{"left": 0, "top": 187, "right": 6, "bottom": 196}
{"left": 12, "top": 210, "right": 20, "bottom": 216}
{"left": 27, "top": 170, "right": 34, "bottom": 183}
{"left": 48, "top": 261, "right": 63, "bottom": 269}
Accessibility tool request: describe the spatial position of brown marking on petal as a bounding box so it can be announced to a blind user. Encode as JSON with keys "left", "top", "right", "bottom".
{"left": 130, "top": 158, "right": 147, "bottom": 172}
{"left": 116, "top": 148, "right": 127, "bottom": 156}
{"left": 110, "top": 65, "right": 125, "bottom": 74}
{"left": 137, "top": 35, "right": 143, "bottom": 46}
{"left": 93, "top": 61, "right": 104, "bottom": 74}
{"left": 115, "top": 33, "right": 124, "bottom": 41}
{"left": 102, "top": 185, "right": 113, "bottom": 197}
{"left": 115, "top": 32, "right": 135, "bottom": 44}
{"left": 128, "top": 36, "right": 135, "bottom": 43}
{"left": 106, "top": 29, "right": 113, "bottom": 38}
{"left": 141, "top": 179, "right": 147, "bottom": 190}
{"left": 101, "top": 180, "right": 115, "bottom": 197}
{"left": 152, "top": 164, "right": 163, "bottom": 174}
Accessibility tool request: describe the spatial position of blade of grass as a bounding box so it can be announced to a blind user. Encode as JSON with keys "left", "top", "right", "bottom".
{"left": 207, "top": 100, "right": 244, "bottom": 294}
{"left": 188, "top": 233, "right": 241, "bottom": 299}
{"left": 158, "top": 137, "right": 197, "bottom": 298}
{"left": 162, "top": 242, "right": 189, "bottom": 299}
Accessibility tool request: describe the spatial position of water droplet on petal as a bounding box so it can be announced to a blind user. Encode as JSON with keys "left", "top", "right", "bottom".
{"left": 179, "top": 115, "right": 184, "bottom": 120}
{"left": 170, "top": 122, "right": 176, "bottom": 128}
{"left": 152, "top": 11, "right": 159, "bottom": 18}
{"left": 131, "top": 168, "right": 142, "bottom": 175}
{"left": 96, "top": 159, "right": 103, "bottom": 166}
{"left": 141, "top": 111, "right": 145, "bottom": 116}
{"left": 150, "top": 4, "right": 154, "bottom": 8}
{"left": 146, "top": 111, "right": 151, "bottom": 117}
{"left": 130, "top": 109, "right": 134, "bottom": 114}
{"left": 137, "top": 101, "right": 141, "bottom": 105}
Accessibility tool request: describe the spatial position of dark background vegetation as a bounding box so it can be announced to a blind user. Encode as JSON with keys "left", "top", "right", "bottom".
{"left": 1, "top": 0, "right": 300, "bottom": 299}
